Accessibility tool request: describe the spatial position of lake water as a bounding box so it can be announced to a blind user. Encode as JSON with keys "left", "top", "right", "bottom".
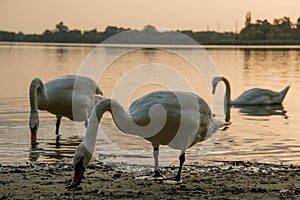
{"left": 0, "top": 42, "right": 300, "bottom": 169}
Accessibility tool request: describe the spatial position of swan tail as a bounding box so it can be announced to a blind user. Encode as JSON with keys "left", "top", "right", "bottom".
{"left": 277, "top": 85, "right": 290, "bottom": 103}
{"left": 280, "top": 85, "right": 290, "bottom": 97}
{"left": 94, "top": 95, "right": 105, "bottom": 104}
{"left": 215, "top": 119, "right": 231, "bottom": 128}
{"left": 223, "top": 121, "right": 232, "bottom": 126}
{"left": 94, "top": 86, "right": 104, "bottom": 104}
{"left": 208, "top": 118, "right": 231, "bottom": 136}
{"left": 95, "top": 86, "right": 103, "bottom": 96}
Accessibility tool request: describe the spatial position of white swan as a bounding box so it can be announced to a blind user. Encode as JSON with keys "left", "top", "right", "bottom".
{"left": 29, "top": 75, "right": 103, "bottom": 143}
{"left": 212, "top": 76, "right": 290, "bottom": 105}
{"left": 69, "top": 90, "right": 230, "bottom": 188}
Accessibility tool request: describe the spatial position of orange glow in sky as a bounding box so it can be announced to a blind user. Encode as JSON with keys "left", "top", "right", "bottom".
{"left": 0, "top": 0, "right": 299, "bottom": 34}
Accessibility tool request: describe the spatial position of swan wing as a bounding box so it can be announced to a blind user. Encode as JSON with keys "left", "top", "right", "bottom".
{"left": 44, "top": 75, "right": 100, "bottom": 121}
{"left": 233, "top": 88, "right": 283, "bottom": 105}
{"left": 129, "top": 91, "right": 213, "bottom": 150}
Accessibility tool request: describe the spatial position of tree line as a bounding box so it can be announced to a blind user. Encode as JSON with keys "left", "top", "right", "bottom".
{"left": 238, "top": 12, "right": 300, "bottom": 44}
{"left": 0, "top": 14, "right": 299, "bottom": 45}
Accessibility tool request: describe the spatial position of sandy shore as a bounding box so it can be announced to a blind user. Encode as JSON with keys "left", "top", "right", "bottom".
{"left": 0, "top": 160, "right": 299, "bottom": 199}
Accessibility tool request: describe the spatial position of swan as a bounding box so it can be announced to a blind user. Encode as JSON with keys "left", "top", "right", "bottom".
{"left": 69, "top": 90, "right": 230, "bottom": 188}
{"left": 212, "top": 76, "right": 290, "bottom": 105}
{"left": 29, "top": 75, "right": 103, "bottom": 143}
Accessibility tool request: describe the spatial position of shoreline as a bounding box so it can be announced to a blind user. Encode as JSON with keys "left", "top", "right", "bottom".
{"left": 1, "top": 160, "right": 299, "bottom": 199}
{"left": 1, "top": 41, "right": 300, "bottom": 49}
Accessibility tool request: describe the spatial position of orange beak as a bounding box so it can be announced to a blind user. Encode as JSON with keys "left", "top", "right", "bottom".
{"left": 69, "top": 158, "right": 85, "bottom": 189}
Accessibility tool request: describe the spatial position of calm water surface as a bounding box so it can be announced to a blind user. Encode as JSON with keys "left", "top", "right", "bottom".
{"left": 0, "top": 42, "right": 299, "bottom": 168}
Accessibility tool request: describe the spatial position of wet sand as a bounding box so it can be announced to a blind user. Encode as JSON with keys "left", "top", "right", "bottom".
{"left": 0, "top": 160, "right": 299, "bottom": 199}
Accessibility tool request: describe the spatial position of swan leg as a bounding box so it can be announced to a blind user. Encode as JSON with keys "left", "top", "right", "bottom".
{"left": 55, "top": 134, "right": 61, "bottom": 148}
{"left": 153, "top": 146, "right": 165, "bottom": 178}
{"left": 175, "top": 150, "right": 185, "bottom": 181}
{"left": 55, "top": 116, "right": 62, "bottom": 135}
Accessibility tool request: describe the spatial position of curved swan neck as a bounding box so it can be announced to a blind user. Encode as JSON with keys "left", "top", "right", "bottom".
{"left": 29, "top": 78, "right": 48, "bottom": 128}
{"left": 83, "top": 99, "right": 132, "bottom": 154}
{"left": 83, "top": 98, "right": 167, "bottom": 154}
{"left": 94, "top": 99, "right": 132, "bottom": 133}
{"left": 221, "top": 77, "right": 231, "bottom": 105}
{"left": 29, "top": 78, "right": 47, "bottom": 112}
{"left": 83, "top": 99, "right": 167, "bottom": 153}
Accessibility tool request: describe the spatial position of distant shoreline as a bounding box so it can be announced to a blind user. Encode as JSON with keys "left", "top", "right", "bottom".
{"left": 1, "top": 40, "right": 300, "bottom": 46}
{"left": 1, "top": 19, "right": 300, "bottom": 46}
{"left": 1, "top": 41, "right": 300, "bottom": 50}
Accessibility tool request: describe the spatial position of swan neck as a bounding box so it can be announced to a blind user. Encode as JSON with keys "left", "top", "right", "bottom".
{"left": 222, "top": 77, "right": 231, "bottom": 104}
{"left": 83, "top": 98, "right": 166, "bottom": 154}
{"left": 29, "top": 78, "right": 48, "bottom": 112}
{"left": 83, "top": 99, "right": 132, "bottom": 154}
{"left": 95, "top": 99, "right": 133, "bottom": 133}
{"left": 224, "top": 104, "right": 231, "bottom": 122}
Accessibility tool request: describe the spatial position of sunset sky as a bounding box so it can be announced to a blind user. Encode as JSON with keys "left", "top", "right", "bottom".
{"left": 0, "top": 0, "right": 299, "bottom": 34}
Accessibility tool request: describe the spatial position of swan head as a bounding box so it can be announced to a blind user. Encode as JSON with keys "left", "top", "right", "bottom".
{"left": 29, "top": 113, "right": 39, "bottom": 143}
{"left": 69, "top": 143, "right": 92, "bottom": 189}
{"left": 212, "top": 77, "right": 223, "bottom": 94}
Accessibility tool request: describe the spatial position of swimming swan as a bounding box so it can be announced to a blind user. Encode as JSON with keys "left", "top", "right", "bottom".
{"left": 69, "top": 90, "right": 230, "bottom": 188}
{"left": 212, "top": 76, "right": 290, "bottom": 105}
{"left": 29, "top": 75, "right": 103, "bottom": 143}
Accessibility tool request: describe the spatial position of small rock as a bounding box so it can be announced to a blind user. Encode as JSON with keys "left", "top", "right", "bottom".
{"left": 85, "top": 189, "right": 99, "bottom": 194}
{"left": 63, "top": 192, "right": 70, "bottom": 196}
{"left": 113, "top": 173, "right": 121, "bottom": 179}
{"left": 279, "top": 189, "right": 295, "bottom": 195}
{"left": 75, "top": 186, "right": 83, "bottom": 191}
{"left": 13, "top": 169, "right": 24, "bottom": 173}
{"left": 179, "top": 184, "right": 187, "bottom": 190}
{"left": 260, "top": 180, "right": 268, "bottom": 184}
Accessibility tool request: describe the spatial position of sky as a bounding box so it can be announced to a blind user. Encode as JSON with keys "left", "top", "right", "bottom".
{"left": 0, "top": 0, "right": 299, "bottom": 34}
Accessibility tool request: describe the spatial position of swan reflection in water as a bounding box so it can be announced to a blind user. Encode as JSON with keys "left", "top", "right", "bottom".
{"left": 224, "top": 104, "right": 288, "bottom": 122}
{"left": 29, "top": 136, "right": 81, "bottom": 162}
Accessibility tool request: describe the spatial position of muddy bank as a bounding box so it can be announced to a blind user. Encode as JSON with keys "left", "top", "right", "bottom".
{"left": 0, "top": 160, "right": 300, "bottom": 199}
